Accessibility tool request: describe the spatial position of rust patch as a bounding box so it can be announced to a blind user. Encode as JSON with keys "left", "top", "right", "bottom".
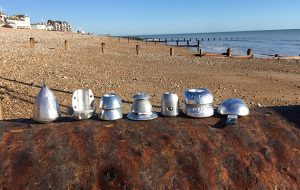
{"left": 0, "top": 106, "right": 298, "bottom": 189}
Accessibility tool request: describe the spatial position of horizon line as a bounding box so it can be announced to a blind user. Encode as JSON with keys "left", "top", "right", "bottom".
{"left": 117, "top": 28, "right": 300, "bottom": 37}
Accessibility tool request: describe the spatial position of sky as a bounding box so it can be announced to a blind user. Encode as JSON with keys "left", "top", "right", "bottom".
{"left": 1, "top": 0, "right": 300, "bottom": 35}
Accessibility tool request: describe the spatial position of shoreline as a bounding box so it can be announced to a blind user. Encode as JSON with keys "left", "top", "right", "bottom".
{"left": 0, "top": 28, "right": 299, "bottom": 119}
{"left": 126, "top": 30, "right": 300, "bottom": 60}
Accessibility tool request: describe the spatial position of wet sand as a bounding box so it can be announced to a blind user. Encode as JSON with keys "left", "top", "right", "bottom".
{"left": 0, "top": 28, "right": 299, "bottom": 119}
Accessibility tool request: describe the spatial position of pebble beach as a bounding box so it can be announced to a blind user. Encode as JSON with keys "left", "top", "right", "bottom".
{"left": 0, "top": 28, "right": 299, "bottom": 119}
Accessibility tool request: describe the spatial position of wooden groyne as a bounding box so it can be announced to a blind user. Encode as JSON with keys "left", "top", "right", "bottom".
{"left": 26, "top": 35, "right": 300, "bottom": 60}
{"left": 131, "top": 37, "right": 300, "bottom": 59}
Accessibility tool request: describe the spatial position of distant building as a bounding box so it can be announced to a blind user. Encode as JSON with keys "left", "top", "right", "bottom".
{"left": 47, "top": 20, "right": 71, "bottom": 32}
{"left": 46, "top": 25, "right": 54, "bottom": 31}
{"left": 31, "top": 23, "right": 46, "bottom": 30}
{"left": 0, "top": 11, "right": 7, "bottom": 26}
{"left": 77, "top": 29, "right": 86, "bottom": 34}
{"left": 5, "top": 14, "right": 31, "bottom": 29}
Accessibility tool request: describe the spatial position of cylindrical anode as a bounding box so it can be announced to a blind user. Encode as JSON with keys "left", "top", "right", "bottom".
{"left": 161, "top": 92, "right": 179, "bottom": 117}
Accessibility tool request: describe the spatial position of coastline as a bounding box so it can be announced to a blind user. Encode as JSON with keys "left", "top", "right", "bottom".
{"left": 133, "top": 29, "right": 300, "bottom": 59}
{"left": 0, "top": 28, "right": 299, "bottom": 119}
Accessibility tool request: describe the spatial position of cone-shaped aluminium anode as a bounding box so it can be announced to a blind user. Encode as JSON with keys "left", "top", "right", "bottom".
{"left": 33, "top": 81, "right": 61, "bottom": 123}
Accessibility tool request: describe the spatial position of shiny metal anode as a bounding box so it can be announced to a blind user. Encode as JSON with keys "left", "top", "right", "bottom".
{"left": 127, "top": 92, "right": 158, "bottom": 121}
{"left": 133, "top": 92, "right": 150, "bottom": 100}
{"left": 218, "top": 98, "right": 249, "bottom": 116}
{"left": 127, "top": 112, "right": 158, "bottom": 121}
{"left": 71, "top": 89, "right": 95, "bottom": 120}
{"left": 131, "top": 92, "right": 153, "bottom": 115}
{"left": 99, "top": 93, "right": 123, "bottom": 110}
{"left": 33, "top": 82, "right": 61, "bottom": 123}
{"left": 183, "top": 104, "right": 214, "bottom": 118}
{"left": 218, "top": 98, "right": 250, "bottom": 125}
{"left": 98, "top": 93, "right": 123, "bottom": 121}
{"left": 161, "top": 92, "right": 179, "bottom": 117}
{"left": 99, "top": 108, "right": 123, "bottom": 121}
{"left": 184, "top": 88, "right": 213, "bottom": 105}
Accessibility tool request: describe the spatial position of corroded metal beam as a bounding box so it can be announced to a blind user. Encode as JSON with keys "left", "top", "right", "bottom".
{"left": 0, "top": 106, "right": 299, "bottom": 189}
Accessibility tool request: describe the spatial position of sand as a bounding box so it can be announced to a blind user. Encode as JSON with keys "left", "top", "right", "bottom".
{"left": 0, "top": 28, "right": 299, "bottom": 119}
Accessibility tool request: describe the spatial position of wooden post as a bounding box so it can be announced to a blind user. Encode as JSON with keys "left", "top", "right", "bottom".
{"left": 170, "top": 47, "right": 174, "bottom": 56}
{"left": 199, "top": 49, "right": 203, "bottom": 57}
{"left": 64, "top": 40, "right": 69, "bottom": 50}
{"left": 101, "top": 43, "right": 106, "bottom": 53}
{"left": 208, "top": 38, "right": 210, "bottom": 41}
{"left": 189, "top": 38, "right": 191, "bottom": 41}
{"left": 184, "top": 38, "right": 186, "bottom": 41}
{"left": 145, "top": 39, "right": 148, "bottom": 44}
{"left": 30, "top": 38, "right": 35, "bottom": 48}
{"left": 227, "top": 48, "right": 232, "bottom": 57}
{"left": 202, "top": 38, "right": 204, "bottom": 41}
{"left": 128, "top": 38, "right": 130, "bottom": 43}
{"left": 213, "top": 38, "right": 216, "bottom": 41}
{"left": 136, "top": 45, "right": 140, "bottom": 55}
{"left": 187, "top": 41, "right": 189, "bottom": 46}
{"left": 197, "top": 40, "right": 200, "bottom": 46}
{"left": 247, "top": 49, "right": 253, "bottom": 57}
{"left": 176, "top": 40, "right": 179, "bottom": 46}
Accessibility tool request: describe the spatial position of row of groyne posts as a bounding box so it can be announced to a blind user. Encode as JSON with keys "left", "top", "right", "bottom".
{"left": 28, "top": 36, "right": 300, "bottom": 58}
{"left": 117, "top": 36, "right": 255, "bottom": 57}
{"left": 28, "top": 37, "right": 254, "bottom": 58}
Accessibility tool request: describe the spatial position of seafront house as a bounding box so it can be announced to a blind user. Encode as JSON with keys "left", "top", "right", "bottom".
{"left": 0, "top": 7, "right": 31, "bottom": 29}
{"left": 5, "top": 14, "right": 31, "bottom": 29}
{"left": 1, "top": 6, "right": 72, "bottom": 32}
{"left": 31, "top": 23, "right": 47, "bottom": 30}
{"left": 46, "top": 20, "right": 72, "bottom": 32}
{"left": 0, "top": 10, "right": 7, "bottom": 26}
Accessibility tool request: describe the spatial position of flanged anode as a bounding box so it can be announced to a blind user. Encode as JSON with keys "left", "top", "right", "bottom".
{"left": 127, "top": 92, "right": 158, "bottom": 121}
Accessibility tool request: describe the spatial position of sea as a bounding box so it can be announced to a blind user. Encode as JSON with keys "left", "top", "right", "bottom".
{"left": 136, "top": 29, "right": 300, "bottom": 57}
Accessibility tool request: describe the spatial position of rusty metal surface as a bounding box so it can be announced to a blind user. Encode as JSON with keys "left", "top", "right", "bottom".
{"left": 0, "top": 106, "right": 299, "bottom": 190}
